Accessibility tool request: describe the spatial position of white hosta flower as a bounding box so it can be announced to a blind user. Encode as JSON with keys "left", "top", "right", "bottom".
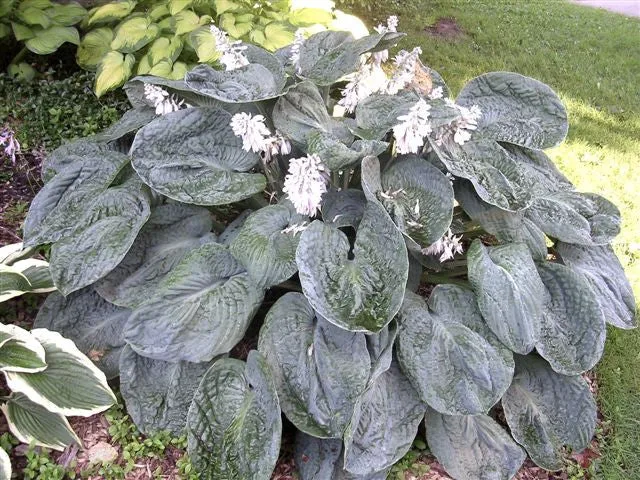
{"left": 453, "top": 105, "right": 482, "bottom": 145}
{"left": 281, "top": 222, "right": 308, "bottom": 235}
{"left": 143, "top": 84, "right": 189, "bottom": 115}
{"left": 422, "top": 229, "right": 464, "bottom": 262}
{"left": 282, "top": 154, "right": 329, "bottom": 216}
{"left": 290, "top": 29, "right": 305, "bottom": 72}
{"left": 262, "top": 131, "right": 292, "bottom": 163}
{"left": 372, "top": 15, "right": 399, "bottom": 65}
{"left": 230, "top": 113, "right": 272, "bottom": 153}
{"left": 0, "top": 127, "right": 20, "bottom": 164}
{"left": 428, "top": 86, "right": 444, "bottom": 100}
{"left": 385, "top": 47, "right": 422, "bottom": 95}
{"left": 338, "top": 63, "right": 388, "bottom": 113}
{"left": 210, "top": 25, "right": 249, "bottom": 70}
{"left": 392, "top": 98, "right": 432, "bottom": 154}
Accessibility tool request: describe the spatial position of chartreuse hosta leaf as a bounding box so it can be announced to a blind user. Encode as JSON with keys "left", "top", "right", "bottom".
{"left": 343, "top": 361, "right": 426, "bottom": 475}
{"left": 34, "top": 288, "right": 129, "bottom": 379}
{"left": 296, "top": 201, "right": 408, "bottom": 333}
{"left": 0, "top": 446, "right": 10, "bottom": 479}
{"left": 130, "top": 107, "right": 266, "bottom": 205}
{"left": 258, "top": 293, "right": 371, "bottom": 438}
{"left": 396, "top": 287, "right": 513, "bottom": 415}
{"left": 4, "top": 329, "right": 116, "bottom": 417}
{"left": 125, "top": 242, "right": 264, "bottom": 363}
{"left": 230, "top": 204, "right": 308, "bottom": 288}
{"left": 467, "top": 240, "right": 546, "bottom": 354}
{"left": 187, "top": 351, "right": 281, "bottom": 480}
{"left": 119, "top": 346, "right": 217, "bottom": 436}
{"left": 556, "top": 242, "right": 636, "bottom": 329}
{"left": 97, "top": 204, "right": 216, "bottom": 308}
{"left": 503, "top": 355, "right": 597, "bottom": 471}
{"left": 110, "top": 16, "right": 160, "bottom": 53}
{"left": 86, "top": 1, "right": 136, "bottom": 26}
{"left": 425, "top": 408, "right": 526, "bottom": 480}
{"left": 76, "top": 27, "right": 113, "bottom": 70}
{"left": 2, "top": 393, "right": 80, "bottom": 452}
{"left": 49, "top": 178, "right": 151, "bottom": 295}
{"left": 25, "top": 26, "right": 80, "bottom": 55}
{"left": 0, "top": 324, "right": 46, "bottom": 373}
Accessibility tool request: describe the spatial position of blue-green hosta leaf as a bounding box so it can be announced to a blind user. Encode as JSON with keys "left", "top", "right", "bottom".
{"left": 230, "top": 204, "right": 307, "bottom": 288}
{"left": 425, "top": 408, "right": 526, "bottom": 480}
{"left": 556, "top": 242, "right": 636, "bottom": 329}
{"left": 96, "top": 204, "right": 215, "bottom": 308}
{"left": 120, "top": 345, "right": 217, "bottom": 436}
{"left": 502, "top": 355, "right": 597, "bottom": 471}
{"left": 130, "top": 107, "right": 266, "bottom": 205}
{"left": 457, "top": 72, "right": 568, "bottom": 149}
{"left": 467, "top": 240, "right": 546, "bottom": 354}
{"left": 49, "top": 179, "right": 151, "bottom": 295}
{"left": 296, "top": 201, "right": 408, "bottom": 333}
{"left": 525, "top": 191, "right": 621, "bottom": 246}
{"left": 365, "top": 321, "right": 397, "bottom": 383}
{"left": 307, "top": 130, "right": 387, "bottom": 171}
{"left": 0, "top": 323, "right": 46, "bottom": 373}
{"left": 343, "top": 361, "right": 426, "bottom": 475}
{"left": 321, "top": 189, "right": 366, "bottom": 229}
{"left": 33, "top": 289, "right": 129, "bottom": 379}
{"left": 396, "top": 288, "right": 513, "bottom": 415}
{"left": 219, "top": 210, "right": 252, "bottom": 245}
{"left": 0, "top": 447, "right": 10, "bottom": 479}
{"left": 187, "top": 351, "right": 281, "bottom": 480}
{"left": 89, "top": 107, "right": 158, "bottom": 143}
{"left": 353, "top": 91, "right": 418, "bottom": 141}
{"left": 125, "top": 242, "right": 263, "bottom": 362}
{"left": 1, "top": 393, "right": 80, "bottom": 451}
{"left": 258, "top": 292, "right": 370, "bottom": 438}
{"left": 5, "top": 329, "right": 116, "bottom": 417}
{"left": 535, "top": 262, "right": 606, "bottom": 375}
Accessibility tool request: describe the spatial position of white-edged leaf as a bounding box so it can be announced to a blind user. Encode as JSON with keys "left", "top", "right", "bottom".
{"left": 0, "top": 323, "right": 46, "bottom": 373}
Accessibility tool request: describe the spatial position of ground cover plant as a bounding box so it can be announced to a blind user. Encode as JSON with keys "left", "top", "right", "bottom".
{"left": 18, "top": 15, "right": 637, "bottom": 479}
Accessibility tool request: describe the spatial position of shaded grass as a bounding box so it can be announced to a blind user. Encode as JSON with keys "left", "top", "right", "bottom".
{"left": 355, "top": 0, "right": 640, "bottom": 477}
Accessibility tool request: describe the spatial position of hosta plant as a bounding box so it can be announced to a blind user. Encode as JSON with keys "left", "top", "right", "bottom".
{"left": 0, "top": 243, "right": 54, "bottom": 302}
{"left": 23, "top": 19, "right": 636, "bottom": 480}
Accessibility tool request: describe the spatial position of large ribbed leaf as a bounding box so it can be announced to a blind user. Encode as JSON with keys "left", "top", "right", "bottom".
{"left": 120, "top": 345, "right": 216, "bottom": 436}
{"left": 89, "top": 107, "right": 158, "bottom": 143}
{"left": 1, "top": 393, "right": 80, "bottom": 451}
{"left": 535, "top": 262, "right": 606, "bottom": 375}
{"left": 556, "top": 242, "right": 636, "bottom": 329}
{"left": 34, "top": 289, "right": 129, "bottom": 379}
{"left": 49, "top": 179, "right": 151, "bottom": 295}
{"left": 396, "top": 288, "right": 513, "bottom": 415}
{"left": 187, "top": 351, "right": 281, "bottom": 480}
{"left": 425, "top": 408, "right": 526, "bottom": 480}
{"left": 457, "top": 72, "right": 568, "bottom": 149}
{"left": 219, "top": 210, "right": 252, "bottom": 245}
{"left": 353, "top": 92, "right": 419, "bottom": 141}
{"left": 130, "top": 107, "right": 266, "bottom": 205}
{"left": 258, "top": 293, "right": 370, "bottom": 438}
{"left": 4, "top": 329, "right": 116, "bottom": 417}
{"left": 467, "top": 240, "right": 546, "bottom": 354}
{"left": 502, "top": 355, "right": 597, "bottom": 471}
{"left": 306, "top": 130, "right": 387, "bottom": 171}
{"left": 124, "top": 242, "right": 263, "bottom": 362}
{"left": 296, "top": 201, "right": 408, "bottom": 333}
{"left": 321, "top": 189, "right": 366, "bottom": 229}
{"left": 96, "top": 204, "right": 215, "bottom": 308}
{"left": 525, "top": 191, "right": 621, "bottom": 246}
{"left": 365, "top": 321, "right": 397, "bottom": 383}
{"left": 0, "top": 324, "right": 46, "bottom": 373}
{"left": 230, "top": 204, "right": 307, "bottom": 288}
{"left": 343, "top": 361, "right": 426, "bottom": 475}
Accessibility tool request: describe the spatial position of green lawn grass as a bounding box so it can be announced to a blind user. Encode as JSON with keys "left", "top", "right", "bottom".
{"left": 353, "top": 0, "right": 640, "bottom": 477}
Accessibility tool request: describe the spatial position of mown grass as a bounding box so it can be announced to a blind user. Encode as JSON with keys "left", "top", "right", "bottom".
{"left": 353, "top": 0, "right": 640, "bottom": 477}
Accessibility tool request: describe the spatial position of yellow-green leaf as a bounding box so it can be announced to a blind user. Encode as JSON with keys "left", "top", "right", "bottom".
{"left": 76, "top": 27, "right": 113, "bottom": 71}
{"left": 169, "top": 0, "right": 192, "bottom": 15}
{"left": 288, "top": 8, "right": 334, "bottom": 27}
{"left": 189, "top": 26, "right": 219, "bottom": 63}
{"left": 46, "top": 2, "right": 86, "bottom": 27}
{"left": 0, "top": 0, "right": 15, "bottom": 17}
{"left": 149, "top": 3, "right": 169, "bottom": 21}
{"left": 137, "top": 53, "right": 153, "bottom": 74}
{"left": 11, "top": 22, "right": 35, "bottom": 41}
{"left": 25, "top": 26, "right": 80, "bottom": 55}
{"left": 16, "top": 7, "right": 51, "bottom": 28}
{"left": 226, "top": 21, "right": 251, "bottom": 39}
{"left": 263, "top": 22, "right": 294, "bottom": 50}
{"left": 18, "top": 0, "right": 52, "bottom": 10}
{"left": 95, "top": 51, "right": 135, "bottom": 97}
{"left": 0, "top": 24, "right": 10, "bottom": 39}
{"left": 149, "top": 59, "right": 173, "bottom": 77}
{"left": 148, "top": 36, "right": 184, "bottom": 65}
{"left": 249, "top": 28, "right": 266, "bottom": 47}
{"left": 219, "top": 12, "right": 235, "bottom": 32}
{"left": 174, "top": 10, "right": 200, "bottom": 35}
{"left": 7, "top": 62, "right": 37, "bottom": 81}
{"left": 111, "top": 17, "right": 160, "bottom": 53}
{"left": 86, "top": 0, "right": 137, "bottom": 26}
{"left": 214, "top": 0, "right": 240, "bottom": 14}
{"left": 170, "top": 61, "right": 189, "bottom": 80}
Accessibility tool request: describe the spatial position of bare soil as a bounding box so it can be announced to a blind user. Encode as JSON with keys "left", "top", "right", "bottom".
{"left": 424, "top": 18, "right": 465, "bottom": 40}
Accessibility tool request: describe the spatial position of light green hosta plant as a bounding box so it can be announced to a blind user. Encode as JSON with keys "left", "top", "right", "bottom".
{"left": 23, "top": 18, "right": 636, "bottom": 480}
{"left": 0, "top": 243, "right": 55, "bottom": 302}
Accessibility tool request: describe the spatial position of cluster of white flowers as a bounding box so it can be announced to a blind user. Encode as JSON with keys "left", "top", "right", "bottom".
{"left": 282, "top": 154, "right": 329, "bottom": 216}
{"left": 428, "top": 86, "right": 444, "bottom": 100}
{"left": 210, "top": 25, "right": 249, "bottom": 71}
{"left": 0, "top": 127, "right": 20, "bottom": 164}
{"left": 385, "top": 47, "right": 422, "bottom": 95}
{"left": 230, "top": 112, "right": 292, "bottom": 162}
{"left": 392, "top": 99, "right": 432, "bottom": 154}
{"left": 338, "top": 63, "right": 388, "bottom": 113}
{"left": 143, "top": 84, "right": 189, "bottom": 115}
{"left": 434, "top": 100, "right": 482, "bottom": 147}
{"left": 422, "top": 229, "right": 464, "bottom": 262}
{"left": 372, "top": 15, "right": 399, "bottom": 65}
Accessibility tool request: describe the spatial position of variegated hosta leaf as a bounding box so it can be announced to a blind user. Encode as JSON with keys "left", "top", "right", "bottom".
{"left": 258, "top": 292, "right": 370, "bottom": 438}
{"left": 321, "top": 189, "right": 366, "bottom": 229}
{"left": 535, "top": 262, "right": 606, "bottom": 375}
{"left": 34, "top": 289, "right": 130, "bottom": 379}
{"left": 4, "top": 329, "right": 116, "bottom": 417}
{"left": 49, "top": 178, "right": 152, "bottom": 295}
{"left": 352, "top": 91, "right": 419, "bottom": 141}
{"left": 119, "top": 345, "right": 216, "bottom": 436}
{"left": 1, "top": 393, "right": 81, "bottom": 451}
{"left": 24, "top": 142, "right": 130, "bottom": 247}
{"left": 296, "top": 201, "right": 408, "bottom": 333}
{"left": 467, "top": 240, "right": 546, "bottom": 354}
{"left": 502, "top": 355, "right": 597, "bottom": 471}
{"left": 0, "top": 323, "right": 46, "bottom": 373}
{"left": 96, "top": 204, "right": 215, "bottom": 308}
{"left": 307, "top": 130, "right": 388, "bottom": 171}
{"left": 343, "top": 361, "right": 426, "bottom": 475}
{"left": 556, "top": 242, "right": 636, "bottom": 329}
{"left": 456, "top": 72, "right": 568, "bottom": 149}
{"left": 230, "top": 204, "right": 307, "bottom": 288}
{"left": 0, "top": 258, "right": 55, "bottom": 302}
{"left": 125, "top": 242, "right": 264, "bottom": 362}
{"left": 130, "top": 107, "right": 266, "bottom": 205}
{"left": 425, "top": 408, "right": 526, "bottom": 480}
{"left": 0, "top": 447, "right": 10, "bottom": 479}
{"left": 187, "top": 351, "right": 281, "bottom": 480}
{"left": 396, "top": 288, "right": 513, "bottom": 415}
{"left": 525, "top": 191, "right": 621, "bottom": 246}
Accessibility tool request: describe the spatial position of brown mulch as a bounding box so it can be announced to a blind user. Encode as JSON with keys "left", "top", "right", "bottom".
{"left": 424, "top": 18, "right": 466, "bottom": 40}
